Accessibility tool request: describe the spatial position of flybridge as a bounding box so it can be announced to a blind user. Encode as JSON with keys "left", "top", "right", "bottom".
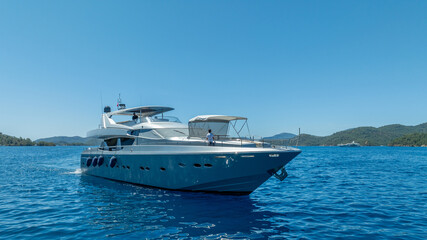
{"left": 106, "top": 106, "right": 174, "bottom": 118}
{"left": 104, "top": 95, "right": 174, "bottom": 118}
{"left": 89, "top": 102, "right": 184, "bottom": 139}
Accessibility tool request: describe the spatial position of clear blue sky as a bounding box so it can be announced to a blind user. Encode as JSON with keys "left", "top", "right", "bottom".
{"left": 1, "top": 1, "right": 426, "bottom": 140}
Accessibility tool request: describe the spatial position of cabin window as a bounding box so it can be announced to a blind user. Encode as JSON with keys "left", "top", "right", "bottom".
{"left": 121, "top": 138, "right": 135, "bottom": 146}
{"left": 106, "top": 138, "right": 135, "bottom": 146}
{"left": 105, "top": 138, "right": 118, "bottom": 147}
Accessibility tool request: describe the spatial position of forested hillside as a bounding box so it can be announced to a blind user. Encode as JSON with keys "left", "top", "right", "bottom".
{"left": 390, "top": 133, "right": 427, "bottom": 147}
{"left": 0, "top": 133, "right": 55, "bottom": 146}
{"left": 264, "top": 122, "right": 427, "bottom": 146}
{"left": 0, "top": 133, "right": 34, "bottom": 146}
{"left": 35, "top": 136, "right": 100, "bottom": 146}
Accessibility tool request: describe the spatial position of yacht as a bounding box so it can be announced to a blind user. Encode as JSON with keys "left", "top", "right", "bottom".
{"left": 338, "top": 141, "right": 361, "bottom": 147}
{"left": 81, "top": 102, "right": 301, "bottom": 195}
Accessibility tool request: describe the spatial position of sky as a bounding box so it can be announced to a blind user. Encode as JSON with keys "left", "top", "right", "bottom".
{"left": 1, "top": 1, "right": 426, "bottom": 140}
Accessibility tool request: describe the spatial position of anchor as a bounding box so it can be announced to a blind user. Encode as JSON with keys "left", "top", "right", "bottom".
{"left": 273, "top": 167, "right": 288, "bottom": 181}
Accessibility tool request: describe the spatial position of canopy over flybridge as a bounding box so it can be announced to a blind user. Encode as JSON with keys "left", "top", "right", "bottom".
{"left": 189, "top": 115, "right": 247, "bottom": 123}
{"left": 188, "top": 115, "right": 250, "bottom": 139}
{"left": 107, "top": 106, "right": 174, "bottom": 117}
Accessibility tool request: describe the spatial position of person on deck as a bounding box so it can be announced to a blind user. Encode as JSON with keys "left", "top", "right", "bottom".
{"left": 132, "top": 113, "right": 138, "bottom": 122}
{"left": 206, "top": 129, "right": 215, "bottom": 146}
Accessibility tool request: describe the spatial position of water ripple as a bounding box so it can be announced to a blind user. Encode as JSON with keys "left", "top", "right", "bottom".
{"left": 0, "top": 146, "right": 426, "bottom": 239}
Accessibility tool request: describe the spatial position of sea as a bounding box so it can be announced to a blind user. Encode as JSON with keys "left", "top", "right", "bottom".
{"left": 0, "top": 146, "right": 426, "bottom": 239}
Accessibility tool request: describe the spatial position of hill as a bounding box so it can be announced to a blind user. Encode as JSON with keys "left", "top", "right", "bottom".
{"left": 264, "top": 132, "right": 296, "bottom": 140}
{"left": 390, "top": 133, "right": 427, "bottom": 147}
{"left": 264, "top": 122, "right": 427, "bottom": 146}
{"left": 35, "top": 136, "right": 100, "bottom": 146}
{"left": 0, "top": 133, "right": 54, "bottom": 146}
{"left": 0, "top": 132, "right": 34, "bottom": 146}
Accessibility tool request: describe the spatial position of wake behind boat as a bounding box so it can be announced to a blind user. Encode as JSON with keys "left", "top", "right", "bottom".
{"left": 81, "top": 99, "right": 301, "bottom": 195}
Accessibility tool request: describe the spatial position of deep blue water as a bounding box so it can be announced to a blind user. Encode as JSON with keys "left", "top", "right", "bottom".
{"left": 0, "top": 146, "right": 426, "bottom": 239}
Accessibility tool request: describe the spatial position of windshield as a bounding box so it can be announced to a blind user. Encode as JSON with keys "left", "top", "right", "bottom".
{"left": 130, "top": 128, "right": 189, "bottom": 139}
{"left": 155, "top": 128, "right": 189, "bottom": 138}
{"left": 150, "top": 115, "right": 181, "bottom": 123}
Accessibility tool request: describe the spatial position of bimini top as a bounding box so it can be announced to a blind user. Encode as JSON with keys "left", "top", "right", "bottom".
{"left": 107, "top": 106, "right": 174, "bottom": 117}
{"left": 189, "top": 115, "right": 247, "bottom": 123}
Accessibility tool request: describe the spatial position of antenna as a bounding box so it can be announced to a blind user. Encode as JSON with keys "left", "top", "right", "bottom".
{"left": 100, "top": 91, "right": 103, "bottom": 114}
{"left": 117, "top": 94, "right": 126, "bottom": 110}
{"left": 117, "top": 93, "right": 121, "bottom": 109}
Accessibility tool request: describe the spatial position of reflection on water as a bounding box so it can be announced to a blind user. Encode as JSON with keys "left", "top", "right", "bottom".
{"left": 78, "top": 175, "right": 278, "bottom": 239}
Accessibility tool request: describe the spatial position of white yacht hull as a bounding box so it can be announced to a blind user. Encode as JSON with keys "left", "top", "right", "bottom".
{"left": 81, "top": 145, "right": 301, "bottom": 194}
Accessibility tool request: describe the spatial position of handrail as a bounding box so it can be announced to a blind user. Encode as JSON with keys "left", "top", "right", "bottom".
{"left": 84, "top": 143, "right": 297, "bottom": 155}
{"left": 87, "top": 138, "right": 270, "bottom": 153}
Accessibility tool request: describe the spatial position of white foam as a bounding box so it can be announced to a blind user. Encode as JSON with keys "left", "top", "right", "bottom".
{"left": 67, "top": 168, "right": 82, "bottom": 175}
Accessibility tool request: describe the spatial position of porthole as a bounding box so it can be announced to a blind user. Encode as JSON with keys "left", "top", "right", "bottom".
{"left": 126, "top": 166, "right": 130, "bottom": 169}
{"left": 92, "top": 157, "right": 98, "bottom": 167}
{"left": 160, "top": 167, "right": 166, "bottom": 171}
{"left": 146, "top": 167, "right": 150, "bottom": 170}
{"left": 140, "top": 166, "right": 145, "bottom": 170}
{"left": 194, "top": 163, "right": 201, "bottom": 168}
{"left": 204, "top": 163, "right": 213, "bottom": 168}
{"left": 122, "top": 166, "right": 126, "bottom": 169}
{"left": 178, "top": 163, "right": 186, "bottom": 167}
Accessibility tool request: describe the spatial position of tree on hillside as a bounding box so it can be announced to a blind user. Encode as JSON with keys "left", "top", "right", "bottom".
{"left": 390, "top": 133, "right": 427, "bottom": 147}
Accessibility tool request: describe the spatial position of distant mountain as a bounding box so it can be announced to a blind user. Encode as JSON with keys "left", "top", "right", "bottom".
{"left": 264, "top": 122, "right": 427, "bottom": 146}
{"left": 35, "top": 136, "right": 100, "bottom": 146}
{"left": 13, "top": 121, "right": 427, "bottom": 147}
{"left": 264, "top": 132, "right": 296, "bottom": 140}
